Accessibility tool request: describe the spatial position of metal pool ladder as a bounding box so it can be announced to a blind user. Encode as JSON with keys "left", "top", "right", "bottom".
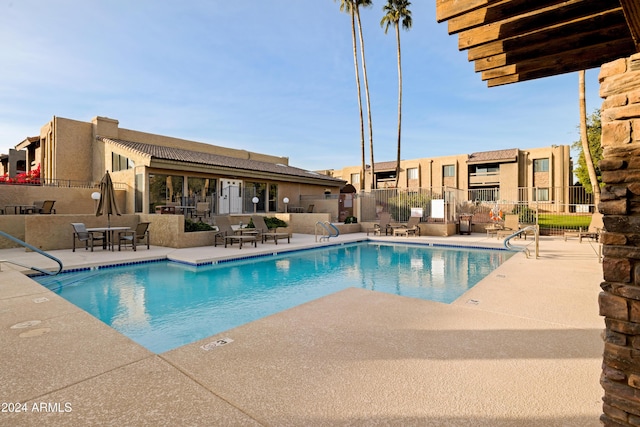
{"left": 315, "top": 221, "right": 340, "bottom": 242}
{"left": 503, "top": 225, "right": 539, "bottom": 259}
{"left": 0, "top": 230, "right": 63, "bottom": 275}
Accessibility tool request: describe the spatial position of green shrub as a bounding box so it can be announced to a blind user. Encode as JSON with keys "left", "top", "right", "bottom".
{"left": 388, "top": 193, "right": 431, "bottom": 222}
{"left": 512, "top": 206, "right": 536, "bottom": 224}
{"left": 247, "top": 217, "right": 288, "bottom": 229}
{"left": 184, "top": 219, "right": 214, "bottom": 232}
{"left": 344, "top": 216, "right": 357, "bottom": 224}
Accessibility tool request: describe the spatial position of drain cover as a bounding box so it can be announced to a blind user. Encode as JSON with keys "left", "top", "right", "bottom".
{"left": 11, "top": 320, "right": 42, "bottom": 329}
{"left": 201, "top": 337, "right": 234, "bottom": 351}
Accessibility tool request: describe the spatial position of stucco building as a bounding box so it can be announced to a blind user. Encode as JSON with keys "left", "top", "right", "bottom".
{"left": 327, "top": 144, "right": 573, "bottom": 204}
{"left": 10, "top": 115, "right": 345, "bottom": 215}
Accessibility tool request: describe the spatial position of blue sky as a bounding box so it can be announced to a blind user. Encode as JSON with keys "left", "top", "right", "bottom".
{"left": 0, "top": 1, "right": 602, "bottom": 172}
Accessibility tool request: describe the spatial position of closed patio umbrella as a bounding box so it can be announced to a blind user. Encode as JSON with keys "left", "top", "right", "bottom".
{"left": 96, "top": 171, "right": 121, "bottom": 227}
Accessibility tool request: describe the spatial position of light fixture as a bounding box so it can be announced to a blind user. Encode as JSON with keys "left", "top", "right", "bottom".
{"left": 283, "top": 197, "right": 289, "bottom": 213}
{"left": 91, "top": 192, "right": 101, "bottom": 214}
{"left": 252, "top": 196, "right": 259, "bottom": 213}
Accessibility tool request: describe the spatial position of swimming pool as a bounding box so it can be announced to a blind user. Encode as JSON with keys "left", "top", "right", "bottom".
{"left": 36, "top": 242, "right": 512, "bottom": 353}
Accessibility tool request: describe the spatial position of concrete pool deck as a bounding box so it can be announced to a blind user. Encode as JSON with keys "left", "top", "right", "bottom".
{"left": 0, "top": 232, "right": 604, "bottom": 426}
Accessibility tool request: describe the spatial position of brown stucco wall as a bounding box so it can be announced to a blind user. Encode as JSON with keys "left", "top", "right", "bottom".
{"left": 597, "top": 53, "right": 640, "bottom": 426}
{"left": 0, "top": 185, "right": 127, "bottom": 216}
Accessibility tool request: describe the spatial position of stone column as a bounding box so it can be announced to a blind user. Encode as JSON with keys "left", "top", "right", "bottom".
{"left": 598, "top": 52, "right": 640, "bottom": 426}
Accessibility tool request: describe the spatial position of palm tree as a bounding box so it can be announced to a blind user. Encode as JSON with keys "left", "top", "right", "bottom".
{"left": 354, "top": 0, "right": 376, "bottom": 189}
{"left": 381, "top": 0, "right": 412, "bottom": 188}
{"left": 578, "top": 70, "right": 600, "bottom": 207}
{"left": 336, "top": 0, "right": 366, "bottom": 191}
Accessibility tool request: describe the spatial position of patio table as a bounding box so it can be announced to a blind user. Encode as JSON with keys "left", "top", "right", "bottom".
{"left": 176, "top": 206, "right": 196, "bottom": 217}
{"left": 485, "top": 224, "right": 503, "bottom": 237}
{"left": 4, "top": 204, "right": 36, "bottom": 214}
{"left": 87, "top": 226, "right": 131, "bottom": 251}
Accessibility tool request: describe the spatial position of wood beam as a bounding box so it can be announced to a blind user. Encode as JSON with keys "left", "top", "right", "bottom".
{"left": 457, "top": 0, "right": 617, "bottom": 50}
{"left": 435, "top": 0, "right": 495, "bottom": 23}
{"left": 483, "top": 38, "right": 636, "bottom": 86}
{"left": 473, "top": 21, "right": 632, "bottom": 72}
{"left": 447, "top": 0, "right": 567, "bottom": 35}
{"left": 466, "top": 9, "right": 627, "bottom": 61}
{"left": 620, "top": 0, "right": 640, "bottom": 50}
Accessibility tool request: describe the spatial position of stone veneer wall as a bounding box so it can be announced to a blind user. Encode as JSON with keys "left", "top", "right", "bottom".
{"left": 598, "top": 53, "right": 640, "bottom": 426}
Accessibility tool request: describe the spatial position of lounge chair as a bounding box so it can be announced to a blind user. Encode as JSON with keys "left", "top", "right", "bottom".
{"left": 117, "top": 222, "right": 150, "bottom": 251}
{"left": 251, "top": 215, "right": 290, "bottom": 244}
{"left": 496, "top": 214, "right": 520, "bottom": 239}
{"left": 564, "top": 212, "right": 603, "bottom": 243}
{"left": 213, "top": 215, "right": 257, "bottom": 249}
{"left": 393, "top": 216, "right": 421, "bottom": 237}
{"left": 367, "top": 212, "right": 393, "bottom": 236}
{"left": 71, "top": 222, "right": 106, "bottom": 252}
{"left": 307, "top": 204, "right": 315, "bottom": 213}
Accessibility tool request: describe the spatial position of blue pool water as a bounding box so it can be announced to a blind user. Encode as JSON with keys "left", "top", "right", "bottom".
{"left": 36, "top": 242, "right": 512, "bottom": 353}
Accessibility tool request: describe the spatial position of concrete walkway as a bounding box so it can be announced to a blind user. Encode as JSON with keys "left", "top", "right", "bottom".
{"left": 0, "top": 233, "right": 604, "bottom": 426}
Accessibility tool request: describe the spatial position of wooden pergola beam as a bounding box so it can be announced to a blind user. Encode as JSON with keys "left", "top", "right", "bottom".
{"left": 456, "top": 0, "right": 618, "bottom": 50}
{"left": 436, "top": 0, "right": 640, "bottom": 86}
{"left": 483, "top": 38, "right": 636, "bottom": 86}
{"left": 447, "top": 0, "right": 568, "bottom": 35}
{"left": 435, "top": 0, "right": 496, "bottom": 23}
{"left": 467, "top": 9, "right": 628, "bottom": 62}
{"left": 474, "top": 21, "right": 632, "bottom": 72}
{"left": 620, "top": 0, "right": 640, "bottom": 50}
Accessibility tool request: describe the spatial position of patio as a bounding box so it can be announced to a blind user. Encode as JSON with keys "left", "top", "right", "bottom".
{"left": 0, "top": 233, "right": 604, "bottom": 426}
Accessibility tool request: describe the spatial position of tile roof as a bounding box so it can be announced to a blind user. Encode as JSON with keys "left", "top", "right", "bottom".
{"left": 467, "top": 148, "right": 519, "bottom": 164}
{"left": 99, "top": 137, "right": 344, "bottom": 184}
{"left": 374, "top": 161, "right": 398, "bottom": 172}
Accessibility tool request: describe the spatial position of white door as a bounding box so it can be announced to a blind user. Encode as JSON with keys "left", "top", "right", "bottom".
{"left": 219, "top": 179, "right": 243, "bottom": 214}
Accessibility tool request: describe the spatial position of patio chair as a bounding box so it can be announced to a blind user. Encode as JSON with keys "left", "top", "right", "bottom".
{"left": 251, "top": 215, "right": 290, "bottom": 244}
{"left": 367, "top": 212, "right": 393, "bottom": 236}
{"left": 564, "top": 212, "right": 603, "bottom": 243}
{"left": 33, "top": 200, "right": 56, "bottom": 214}
{"left": 71, "top": 222, "right": 106, "bottom": 252}
{"left": 194, "top": 202, "right": 210, "bottom": 221}
{"left": 307, "top": 204, "right": 315, "bottom": 213}
{"left": 393, "top": 216, "right": 421, "bottom": 237}
{"left": 117, "top": 222, "right": 151, "bottom": 251}
{"left": 213, "top": 215, "right": 257, "bottom": 249}
{"left": 496, "top": 214, "right": 520, "bottom": 239}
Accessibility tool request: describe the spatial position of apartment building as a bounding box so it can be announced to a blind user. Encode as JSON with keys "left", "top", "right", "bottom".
{"left": 8, "top": 115, "right": 345, "bottom": 214}
{"left": 326, "top": 145, "right": 573, "bottom": 204}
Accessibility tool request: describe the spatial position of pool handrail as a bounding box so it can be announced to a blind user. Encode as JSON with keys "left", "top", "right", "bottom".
{"left": 0, "top": 230, "right": 63, "bottom": 275}
{"left": 315, "top": 221, "right": 339, "bottom": 242}
{"left": 503, "top": 225, "right": 539, "bottom": 259}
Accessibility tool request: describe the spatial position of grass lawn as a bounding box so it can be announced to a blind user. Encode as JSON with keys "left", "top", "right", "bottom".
{"left": 538, "top": 214, "right": 592, "bottom": 229}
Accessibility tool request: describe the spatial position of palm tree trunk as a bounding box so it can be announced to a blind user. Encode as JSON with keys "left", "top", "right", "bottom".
{"left": 394, "top": 23, "right": 402, "bottom": 188}
{"left": 579, "top": 70, "right": 600, "bottom": 207}
{"left": 350, "top": 8, "right": 366, "bottom": 191}
{"left": 354, "top": 5, "right": 375, "bottom": 189}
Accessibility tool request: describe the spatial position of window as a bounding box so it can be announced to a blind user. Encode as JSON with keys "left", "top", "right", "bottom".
{"left": 149, "top": 173, "right": 184, "bottom": 212}
{"left": 269, "top": 183, "right": 278, "bottom": 212}
{"left": 535, "top": 188, "right": 549, "bottom": 201}
{"left": 534, "top": 158, "right": 549, "bottom": 172}
{"left": 350, "top": 173, "right": 360, "bottom": 184}
{"left": 187, "top": 177, "right": 215, "bottom": 203}
{"left": 407, "top": 167, "right": 419, "bottom": 180}
{"left": 443, "top": 165, "right": 455, "bottom": 177}
{"left": 112, "top": 153, "right": 133, "bottom": 172}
